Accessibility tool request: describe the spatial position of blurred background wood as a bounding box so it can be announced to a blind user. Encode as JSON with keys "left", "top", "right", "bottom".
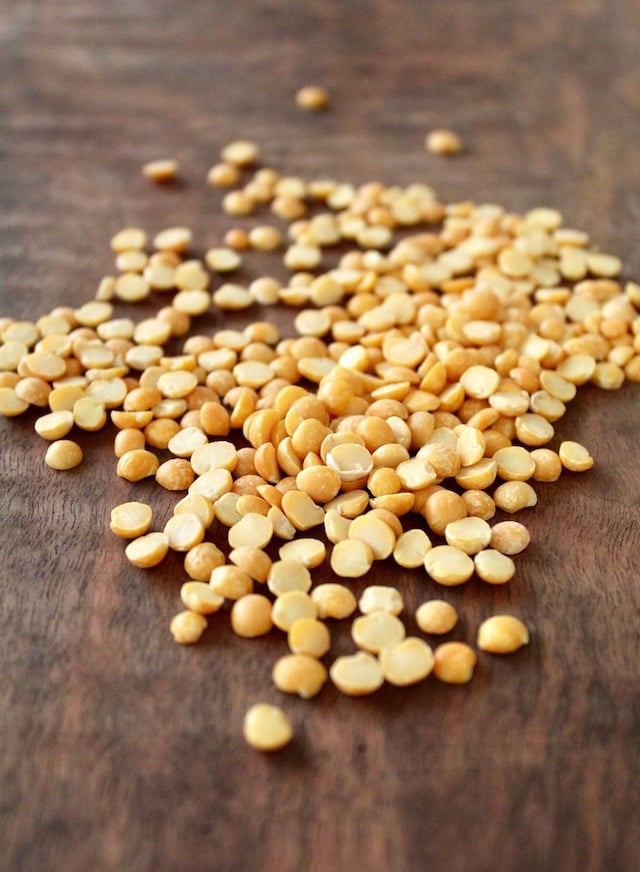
{"left": 1, "top": 2, "right": 639, "bottom": 870}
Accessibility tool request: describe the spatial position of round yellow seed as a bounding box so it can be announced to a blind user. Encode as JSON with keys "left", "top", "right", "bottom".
{"left": 170, "top": 610, "right": 207, "bottom": 644}
{"left": 210, "top": 564, "right": 253, "bottom": 600}
{"left": 415, "top": 600, "right": 458, "bottom": 635}
{"left": 288, "top": 617, "right": 331, "bottom": 658}
{"left": 424, "top": 545, "right": 474, "bottom": 586}
{"left": 379, "top": 637, "right": 434, "bottom": 686}
{"left": 44, "top": 439, "right": 83, "bottom": 471}
{"left": 163, "top": 513, "right": 205, "bottom": 551}
{"left": 393, "top": 528, "right": 432, "bottom": 568}
{"left": 348, "top": 513, "right": 396, "bottom": 560}
{"left": 142, "top": 159, "right": 178, "bottom": 182}
{"left": 474, "top": 549, "right": 516, "bottom": 584}
{"left": 444, "top": 517, "right": 491, "bottom": 555}
{"left": 330, "top": 651, "right": 384, "bottom": 696}
{"left": 243, "top": 703, "right": 293, "bottom": 752}
{"left": 272, "top": 590, "right": 317, "bottom": 632}
{"left": 180, "top": 581, "right": 224, "bottom": 615}
{"left": 184, "top": 541, "right": 225, "bottom": 581}
{"left": 493, "top": 481, "right": 538, "bottom": 513}
{"left": 425, "top": 128, "right": 464, "bottom": 155}
{"left": 278, "top": 538, "right": 326, "bottom": 568}
{"left": 116, "top": 448, "right": 159, "bottom": 482}
{"left": 477, "top": 615, "right": 530, "bottom": 653}
{"left": 272, "top": 654, "right": 328, "bottom": 699}
{"left": 125, "top": 532, "right": 169, "bottom": 568}
{"left": 34, "top": 410, "right": 74, "bottom": 440}
{"left": 221, "top": 139, "right": 259, "bottom": 167}
{"left": 351, "top": 611, "right": 406, "bottom": 654}
{"left": 489, "top": 521, "right": 530, "bottom": 555}
{"left": 110, "top": 501, "right": 153, "bottom": 538}
{"left": 267, "top": 560, "right": 312, "bottom": 596}
{"left": 296, "top": 84, "right": 330, "bottom": 111}
{"left": 358, "top": 586, "right": 404, "bottom": 616}
{"left": 559, "top": 440, "right": 594, "bottom": 472}
{"left": 231, "top": 594, "right": 274, "bottom": 637}
{"left": 433, "top": 642, "right": 477, "bottom": 684}
{"left": 228, "top": 513, "right": 273, "bottom": 550}
{"left": 330, "top": 538, "right": 374, "bottom": 578}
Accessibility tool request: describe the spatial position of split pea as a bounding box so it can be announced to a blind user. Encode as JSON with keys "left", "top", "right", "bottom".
{"left": 210, "top": 565, "right": 253, "bottom": 600}
{"left": 358, "top": 586, "right": 404, "bottom": 616}
{"left": 110, "top": 501, "right": 153, "bottom": 538}
{"left": 288, "top": 617, "right": 331, "bottom": 658}
{"left": 330, "top": 652, "right": 384, "bottom": 696}
{"left": 267, "top": 560, "right": 312, "bottom": 595}
{"left": 45, "top": 439, "right": 83, "bottom": 470}
{"left": 125, "top": 532, "right": 169, "bottom": 568}
{"left": 425, "top": 128, "right": 464, "bottom": 155}
{"left": 142, "top": 159, "right": 178, "bottom": 183}
{"left": 424, "top": 545, "right": 475, "bottom": 586}
{"left": 393, "top": 528, "right": 432, "bottom": 568}
{"left": 444, "top": 517, "right": 491, "bottom": 555}
{"left": 477, "top": 615, "right": 530, "bottom": 653}
{"left": 170, "top": 611, "right": 207, "bottom": 644}
{"left": 180, "top": 582, "right": 224, "bottom": 615}
{"left": 330, "top": 538, "right": 374, "bottom": 578}
{"left": 474, "top": 549, "right": 516, "bottom": 584}
{"left": 184, "top": 541, "right": 225, "bottom": 581}
{"left": 351, "top": 611, "right": 406, "bottom": 654}
{"left": 296, "top": 85, "right": 330, "bottom": 111}
{"left": 272, "top": 654, "right": 328, "bottom": 699}
{"left": 489, "top": 521, "right": 531, "bottom": 555}
{"left": 243, "top": 703, "right": 293, "bottom": 752}
{"left": 433, "top": 642, "right": 477, "bottom": 684}
{"left": 311, "top": 583, "right": 357, "bottom": 620}
{"left": 559, "top": 440, "right": 594, "bottom": 472}
{"left": 231, "top": 594, "right": 274, "bottom": 638}
{"left": 379, "top": 637, "right": 435, "bottom": 686}
{"left": 272, "top": 590, "right": 317, "bottom": 632}
{"left": 415, "top": 600, "right": 458, "bottom": 635}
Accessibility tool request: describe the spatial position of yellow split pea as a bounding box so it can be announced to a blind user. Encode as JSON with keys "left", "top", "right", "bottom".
{"left": 9, "top": 133, "right": 640, "bottom": 758}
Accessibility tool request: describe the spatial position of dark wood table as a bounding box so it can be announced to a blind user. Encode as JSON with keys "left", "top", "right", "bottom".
{"left": 1, "top": 2, "right": 639, "bottom": 870}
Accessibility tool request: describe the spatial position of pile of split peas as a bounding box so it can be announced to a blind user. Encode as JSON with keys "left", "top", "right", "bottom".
{"left": 2, "top": 130, "right": 640, "bottom": 753}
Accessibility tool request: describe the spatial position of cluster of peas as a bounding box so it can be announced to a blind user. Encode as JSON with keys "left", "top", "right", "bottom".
{"left": 2, "top": 135, "right": 639, "bottom": 751}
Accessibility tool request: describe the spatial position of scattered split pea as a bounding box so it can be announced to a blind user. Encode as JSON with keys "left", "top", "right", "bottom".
{"left": 4, "top": 135, "right": 640, "bottom": 754}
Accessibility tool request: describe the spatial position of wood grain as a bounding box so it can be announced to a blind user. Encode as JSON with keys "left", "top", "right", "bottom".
{"left": 1, "top": 1, "right": 640, "bottom": 870}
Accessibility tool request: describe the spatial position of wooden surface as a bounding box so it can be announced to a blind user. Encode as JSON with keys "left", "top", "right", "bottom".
{"left": 1, "top": 2, "right": 640, "bottom": 870}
